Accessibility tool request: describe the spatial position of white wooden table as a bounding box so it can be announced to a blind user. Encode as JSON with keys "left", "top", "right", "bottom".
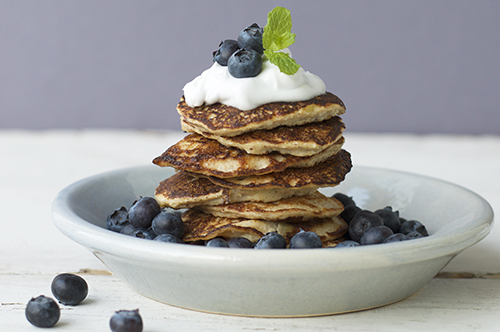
{"left": 1, "top": 130, "right": 499, "bottom": 331}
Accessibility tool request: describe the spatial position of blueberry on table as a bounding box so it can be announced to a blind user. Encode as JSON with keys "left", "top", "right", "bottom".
{"left": 237, "top": 23, "right": 264, "bottom": 54}
{"left": 254, "top": 232, "right": 287, "bottom": 249}
{"left": 332, "top": 192, "right": 356, "bottom": 207}
{"left": 332, "top": 240, "right": 360, "bottom": 248}
{"left": 227, "top": 237, "right": 254, "bottom": 248}
{"left": 348, "top": 210, "right": 384, "bottom": 242}
{"left": 106, "top": 206, "right": 129, "bottom": 232}
{"left": 213, "top": 39, "right": 240, "bottom": 66}
{"left": 110, "top": 309, "right": 143, "bottom": 332}
{"left": 399, "top": 220, "right": 429, "bottom": 237}
{"left": 151, "top": 210, "right": 185, "bottom": 239}
{"left": 374, "top": 206, "right": 401, "bottom": 233}
{"left": 289, "top": 231, "right": 322, "bottom": 249}
{"left": 25, "top": 295, "right": 60, "bottom": 328}
{"left": 153, "top": 233, "right": 185, "bottom": 244}
{"left": 206, "top": 238, "right": 230, "bottom": 247}
{"left": 228, "top": 49, "right": 263, "bottom": 78}
{"left": 51, "top": 273, "right": 88, "bottom": 306}
{"left": 128, "top": 197, "right": 161, "bottom": 229}
{"left": 360, "top": 225, "right": 394, "bottom": 245}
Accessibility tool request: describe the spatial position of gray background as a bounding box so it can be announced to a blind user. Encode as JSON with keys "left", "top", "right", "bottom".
{"left": 1, "top": 0, "right": 499, "bottom": 134}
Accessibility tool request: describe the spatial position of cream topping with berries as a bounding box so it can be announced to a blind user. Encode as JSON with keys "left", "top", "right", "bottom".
{"left": 182, "top": 52, "right": 326, "bottom": 111}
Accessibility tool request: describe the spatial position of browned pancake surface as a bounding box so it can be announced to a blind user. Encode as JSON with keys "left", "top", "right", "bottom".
{"left": 178, "top": 92, "right": 346, "bottom": 137}
{"left": 155, "top": 171, "right": 225, "bottom": 208}
{"left": 152, "top": 133, "right": 344, "bottom": 178}
{"left": 207, "top": 149, "right": 352, "bottom": 189}
{"left": 155, "top": 171, "right": 319, "bottom": 208}
{"left": 197, "top": 191, "right": 343, "bottom": 222}
{"left": 181, "top": 209, "right": 348, "bottom": 245}
{"left": 183, "top": 116, "right": 345, "bottom": 156}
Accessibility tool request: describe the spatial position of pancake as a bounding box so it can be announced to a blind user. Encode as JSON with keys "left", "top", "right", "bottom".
{"left": 196, "top": 191, "right": 343, "bottom": 222}
{"left": 323, "top": 237, "right": 348, "bottom": 248}
{"left": 181, "top": 116, "right": 345, "bottom": 156}
{"left": 181, "top": 209, "right": 348, "bottom": 245}
{"left": 178, "top": 92, "right": 346, "bottom": 137}
{"left": 206, "top": 149, "right": 352, "bottom": 190}
{"left": 152, "top": 133, "right": 344, "bottom": 178}
{"left": 155, "top": 171, "right": 318, "bottom": 209}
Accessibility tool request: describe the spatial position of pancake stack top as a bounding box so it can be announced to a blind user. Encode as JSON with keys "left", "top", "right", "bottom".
{"left": 152, "top": 8, "right": 352, "bottom": 247}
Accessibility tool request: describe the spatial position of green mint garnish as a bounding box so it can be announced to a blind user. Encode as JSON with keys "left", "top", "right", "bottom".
{"left": 263, "top": 6, "right": 301, "bottom": 75}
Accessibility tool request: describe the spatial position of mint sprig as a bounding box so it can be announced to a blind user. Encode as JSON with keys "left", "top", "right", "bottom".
{"left": 263, "top": 7, "right": 301, "bottom": 75}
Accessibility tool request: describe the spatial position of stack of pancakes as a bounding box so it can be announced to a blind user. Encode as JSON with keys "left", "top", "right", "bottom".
{"left": 153, "top": 92, "right": 352, "bottom": 247}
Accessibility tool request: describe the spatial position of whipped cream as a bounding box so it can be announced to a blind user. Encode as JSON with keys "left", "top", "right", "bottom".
{"left": 182, "top": 52, "right": 326, "bottom": 110}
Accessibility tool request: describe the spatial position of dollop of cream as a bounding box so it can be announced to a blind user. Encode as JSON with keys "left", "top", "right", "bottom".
{"left": 182, "top": 53, "right": 326, "bottom": 110}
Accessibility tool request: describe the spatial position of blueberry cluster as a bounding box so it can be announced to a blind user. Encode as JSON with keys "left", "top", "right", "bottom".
{"left": 106, "top": 196, "right": 328, "bottom": 249}
{"left": 107, "top": 195, "right": 429, "bottom": 249}
{"left": 332, "top": 193, "right": 429, "bottom": 248}
{"left": 107, "top": 197, "right": 186, "bottom": 244}
{"left": 25, "top": 273, "right": 143, "bottom": 331}
{"left": 212, "top": 23, "right": 264, "bottom": 78}
{"left": 206, "top": 230, "right": 323, "bottom": 249}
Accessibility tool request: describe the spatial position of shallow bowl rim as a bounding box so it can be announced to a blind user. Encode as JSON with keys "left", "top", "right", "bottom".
{"left": 51, "top": 165, "right": 494, "bottom": 271}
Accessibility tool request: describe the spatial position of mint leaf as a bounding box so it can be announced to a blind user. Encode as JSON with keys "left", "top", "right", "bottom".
{"left": 263, "top": 7, "right": 295, "bottom": 51}
{"left": 263, "top": 6, "right": 301, "bottom": 75}
{"left": 267, "top": 52, "right": 300, "bottom": 75}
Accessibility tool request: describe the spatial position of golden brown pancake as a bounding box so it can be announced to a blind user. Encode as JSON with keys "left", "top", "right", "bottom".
{"left": 152, "top": 133, "right": 344, "bottom": 178}
{"left": 181, "top": 209, "right": 348, "bottom": 245}
{"left": 178, "top": 92, "right": 346, "bottom": 137}
{"left": 206, "top": 149, "right": 352, "bottom": 190}
{"left": 196, "top": 191, "right": 343, "bottom": 222}
{"left": 155, "top": 171, "right": 318, "bottom": 209}
{"left": 181, "top": 116, "right": 346, "bottom": 156}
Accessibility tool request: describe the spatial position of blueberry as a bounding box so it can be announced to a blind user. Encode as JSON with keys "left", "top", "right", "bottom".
{"left": 153, "top": 233, "right": 185, "bottom": 244}
{"left": 106, "top": 206, "right": 129, "bottom": 232}
{"left": 289, "top": 231, "right": 322, "bottom": 249}
{"left": 374, "top": 206, "right": 400, "bottom": 233}
{"left": 51, "top": 273, "right": 88, "bottom": 306}
{"left": 110, "top": 309, "right": 143, "bottom": 332}
{"left": 383, "top": 233, "right": 410, "bottom": 243}
{"left": 151, "top": 210, "right": 184, "bottom": 239}
{"left": 213, "top": 39, "right": 240, "bottom": 66}
{"left": 120, "top": 224, "right": 138, "bottom": 236}
{"left": 206, "top": 238, "right": 230, "bottom": 247}
{"left": 348, "top": 210, "right": 384, "bottom": 242}
{"left": 360, "top": 225, "right": 394, "bottom": 245}
{"left": 333, "top": 240, "right": 360, "bottom": 248}
{"left": 25, "top": 295, "right": 60, "bottom": 328}
{"left": 131, "top": 228, "right": 157, "bottom": 240}
{"left": 227, "top": 237, "right": 254, "bottom": 248}
{"left": 254, "top": 232, "right": 287, "bottom": 249}
{"left": 332, "top": 193, "right": 356, "bottom": 207}
{"left": 340, "top": 205, "right": 361, "bottom": 224}
{"left": 237, "top": 23, "right": 264, "bottom": 54}
{"left": 399, "top": 220, "right": 429, "bottom": 236}
{"left": 406, "top": 230, "right": 426, "bottom": 239}
{"left": 228, "top": 49, "right": 262, "bottom": 78}
{"left": 128, "top": 197, "right": 161, "bottom": 229}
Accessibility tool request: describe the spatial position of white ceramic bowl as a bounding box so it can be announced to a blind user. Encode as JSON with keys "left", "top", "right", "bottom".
{"left": 52, "top": 166, "right": 493, "bottom": 317}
